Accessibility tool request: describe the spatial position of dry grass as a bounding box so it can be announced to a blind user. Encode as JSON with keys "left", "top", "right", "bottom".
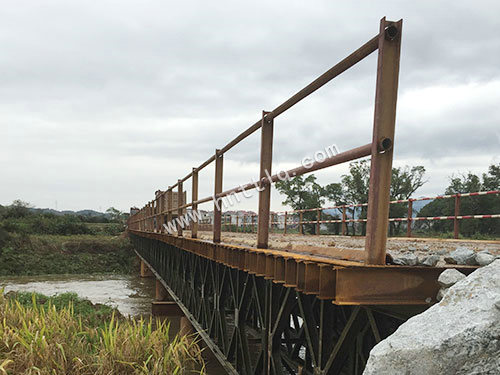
{"left": 0, "top": 291, "right": 204, "bottom": 374}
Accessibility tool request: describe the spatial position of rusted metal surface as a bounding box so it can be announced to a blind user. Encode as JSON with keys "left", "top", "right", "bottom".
{"left": 191, "top": 168, "right": 198, "bottom": 238}
{"left": 151, "top": 301, "right": 184, "bottom": 316}
{"left": 166, "top": 189, "right": 173, "bottom": 229}
{"left": 213, "top": 149, "right": 223, "bottom": 243}
{"left": 257, "top": 111, "right": 274, "bottom": 248}
{"left": 155, "top": 279, "right": 170, "bottom": 301}
{"left": 335, "top": 266, "right": 449, "bottom": 305}
{"left": 130, "top": 229, "right": 477, "bottom": 306}
{"left": 177, "top": 179, "right": 183, "bottom": 237}
{"left": 140, "top": 258, "right": 153, "bottom": 277}
{"left": 365, "top": 18, "right": 403, "bottom": 265}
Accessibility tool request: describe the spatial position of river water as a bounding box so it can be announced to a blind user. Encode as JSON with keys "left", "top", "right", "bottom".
{"left": 0, "top": 274, "right": 156, "bottom": 317}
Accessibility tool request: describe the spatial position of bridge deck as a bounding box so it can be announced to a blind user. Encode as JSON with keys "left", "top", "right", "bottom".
{"left": 191, "top": 231, "right": 500, "bottom": 265}
{"left": 130, "top": 229, "right": 484, "bottom": 306}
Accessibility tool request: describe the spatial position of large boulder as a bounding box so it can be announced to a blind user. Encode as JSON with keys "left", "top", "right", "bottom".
{"left": 363, "top": 260, "right": 500, "bottom": 375}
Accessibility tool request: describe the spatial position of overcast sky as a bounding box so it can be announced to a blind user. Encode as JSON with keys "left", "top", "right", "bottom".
{"left": 2, "top": 1, "right": 499, "bottom": 213}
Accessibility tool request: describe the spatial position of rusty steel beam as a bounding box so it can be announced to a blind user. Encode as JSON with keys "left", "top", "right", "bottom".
{"left": 365, "top": 18, "right": 403, "bottom": 265}
{"left": 177, "top": 179, "right": 183, "bottom": 237}
{"left": 129, "top": 229, "right": 477, "bottom": 305}
{"left": 257, "top": 111, "right": 274, "bottom": 248}
{"left": 213, "top": 149, "right": 223, "bottom": 243}
{"left": 151, "top": 301, "right": 184, "bottom": 316}
{"left": 192, "top": 168, "right": 199, "bottom": 238}
{"left": 167, "top": 189, "right": 173, "bottom": 227}
{"left": 334, "top": 267, "right": 443, "bottom": 305}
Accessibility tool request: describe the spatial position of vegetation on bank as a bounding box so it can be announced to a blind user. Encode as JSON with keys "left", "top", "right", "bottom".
{"left": 0, "top": 291, "right": 204, "bottom": 374}
{"left": 0, "top": 201, "right": 136, "bottom": 276}
{"left": 0, "top": 234, "right": 136, "bottom": 276}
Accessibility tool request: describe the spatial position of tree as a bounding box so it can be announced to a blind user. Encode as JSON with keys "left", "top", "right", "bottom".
{"left": 275, "top": 175, "right": 325, "bottom": 234}
{"left": 324, "top": 161, "right": 426, "bottom": 235}
{"left": 418, "top": 163, "right": 500, "bottom": 237}
{"left": 277, "top": 161, "right": 427, "bottom": 236}
{"left": 4, "top": 200, "right": 33, "bottom": 219}
{"left": 106, "top": 207, "right": 125, "bottom": 223}
{"left": 323, "top": 161, "right": 370, "bottom": 235}
{"left": 388, "top": 165, "right": 426, "bottom": 235}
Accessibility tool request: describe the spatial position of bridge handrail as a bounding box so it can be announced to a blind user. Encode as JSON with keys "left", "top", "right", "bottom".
{"left": 225, "top": 189, "right": 499, "bottom": 239}
{"left": 129, "top": 17, "right": 403, "bottom": 265}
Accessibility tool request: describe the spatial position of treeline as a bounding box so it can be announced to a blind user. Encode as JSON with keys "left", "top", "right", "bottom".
{"left": 275, "top": 161, "right": 499, "bottom": 238}
{"left": 417, "top": 164, "right": 500, "bottom": 237}
{"left": 0, "top": 200, "right": 126, "bottom": 239}
{"left": 0, "top": 201, "right": 134, "bottom": 276}
{"left": 276, "top": 160, "right": 426, "bottom": 236}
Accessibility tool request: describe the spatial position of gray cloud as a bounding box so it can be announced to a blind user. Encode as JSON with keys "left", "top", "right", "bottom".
{"left": 1, "top": 1, "right": 499, "bottom": 211}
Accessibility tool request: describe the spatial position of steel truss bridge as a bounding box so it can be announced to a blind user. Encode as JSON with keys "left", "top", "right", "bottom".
{"left": 127, "top": 18, "right": 476, "bottom": 374}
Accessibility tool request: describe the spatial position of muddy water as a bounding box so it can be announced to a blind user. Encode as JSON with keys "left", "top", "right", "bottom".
{"left": 0, "top": 274, "right": 156, "bottom": 316}
{"left": 0, "top": 274, "right": 226, "bottom": 374}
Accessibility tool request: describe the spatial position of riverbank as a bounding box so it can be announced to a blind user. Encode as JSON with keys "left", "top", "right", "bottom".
{"left": 0, "top": 291, "right": 204, "bottom": 374}
{"left": 0, "top": 234, "right": 136, "bottom": 276}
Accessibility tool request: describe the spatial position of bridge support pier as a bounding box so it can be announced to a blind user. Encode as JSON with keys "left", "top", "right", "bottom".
{"left": 139, "top": 258, "right": 153, "bottom": 277}
{"left": 180, "top": 316, "right": 194, "bottom": 336}
{"left": 155, "top": 279, "right": 171, "bottom": 301}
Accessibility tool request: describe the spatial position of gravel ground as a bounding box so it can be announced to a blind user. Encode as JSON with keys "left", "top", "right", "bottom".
{"left": 192, "top": 231, "right": 500, "bottom": 266}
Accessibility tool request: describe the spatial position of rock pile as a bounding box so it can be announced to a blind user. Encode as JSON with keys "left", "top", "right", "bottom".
{"left": 363, "top": 260, "right": 500, "bottom": 375}
{"left": 390, "top": 246, "right": 497, "bottom": 267}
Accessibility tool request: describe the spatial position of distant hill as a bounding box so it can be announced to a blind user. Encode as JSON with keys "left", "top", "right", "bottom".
{"left": 29, "top": 208, "right": 110, "bottom": 218}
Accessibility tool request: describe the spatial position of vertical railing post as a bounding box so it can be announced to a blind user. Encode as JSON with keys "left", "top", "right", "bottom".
{"left": 147, "top": 202, "right": 150, "bottom": 231}
{"left": 159, "top": 193, "right": 164, "bottom": 233}
{"left": 167, "top": 188, "right": 173, "bottom": 232}
{"left": 299, "top": 212, "right": 303, "bottom": 235}
{"left": 454, "top": 194, "right": 461, "bottom": 239}
{"left": 177, "top": 179, "right": 183, "bottom": 237}
{"left": 243, "top": 215, "right": 246, "bottom": 232}
{"left": 192, "top": 168, "right": 199, "bottom": 238}
{"left": 365, "top": 17, "right": 402, "bottom": 265}
{"left": 257, "top": 111, "right": 274, "bottom": 249}
{"left": 341, "top": 205, "right": 347, "bottom": 235}
{"left": 155, "top": 198, "right": 160, "bottom": 232}
{"left": 236, "top": 215, "right": 239, "bottom": 233}
{"left": 284, "top": 211, "right": 288, "bottom": 234}
{"left": 213, "top": 149, "right": 223, "bottom": 243}
{"left": 316, "top": 208, "right": 321, "bottom": 235}
{"left": 407, "top": 199, "right": 413, "bottom": 237}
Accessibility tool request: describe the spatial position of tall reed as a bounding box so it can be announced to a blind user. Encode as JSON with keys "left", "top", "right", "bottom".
{"left": 0, "top": 291, "right": 204, "bottom": 374}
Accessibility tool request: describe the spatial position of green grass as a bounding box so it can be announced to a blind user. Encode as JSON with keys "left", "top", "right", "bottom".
{"left": 0, "top": 291, "right": 204, "bottom": 374}
{"left": 0, "top": 234, "right": 136, "bottom": 276}
{"left": 5, "top": 291, "right": 117, "bottom": 327}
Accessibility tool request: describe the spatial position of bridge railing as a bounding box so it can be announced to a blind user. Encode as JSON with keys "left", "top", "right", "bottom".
{"left": 128, "top": 17, "right": 403, "bottom": 265}
{"left": 221, "top": 189, "right": 500, "bottom": 239}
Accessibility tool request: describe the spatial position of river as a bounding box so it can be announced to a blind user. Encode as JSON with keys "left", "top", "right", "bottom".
{"left": 0, "top": 273, "right": 156, "bottom": 316}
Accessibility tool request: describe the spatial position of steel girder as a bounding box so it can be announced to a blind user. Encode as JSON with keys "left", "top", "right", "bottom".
{"left": 130, "top": 234, "right": 415, "bottom": 375}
